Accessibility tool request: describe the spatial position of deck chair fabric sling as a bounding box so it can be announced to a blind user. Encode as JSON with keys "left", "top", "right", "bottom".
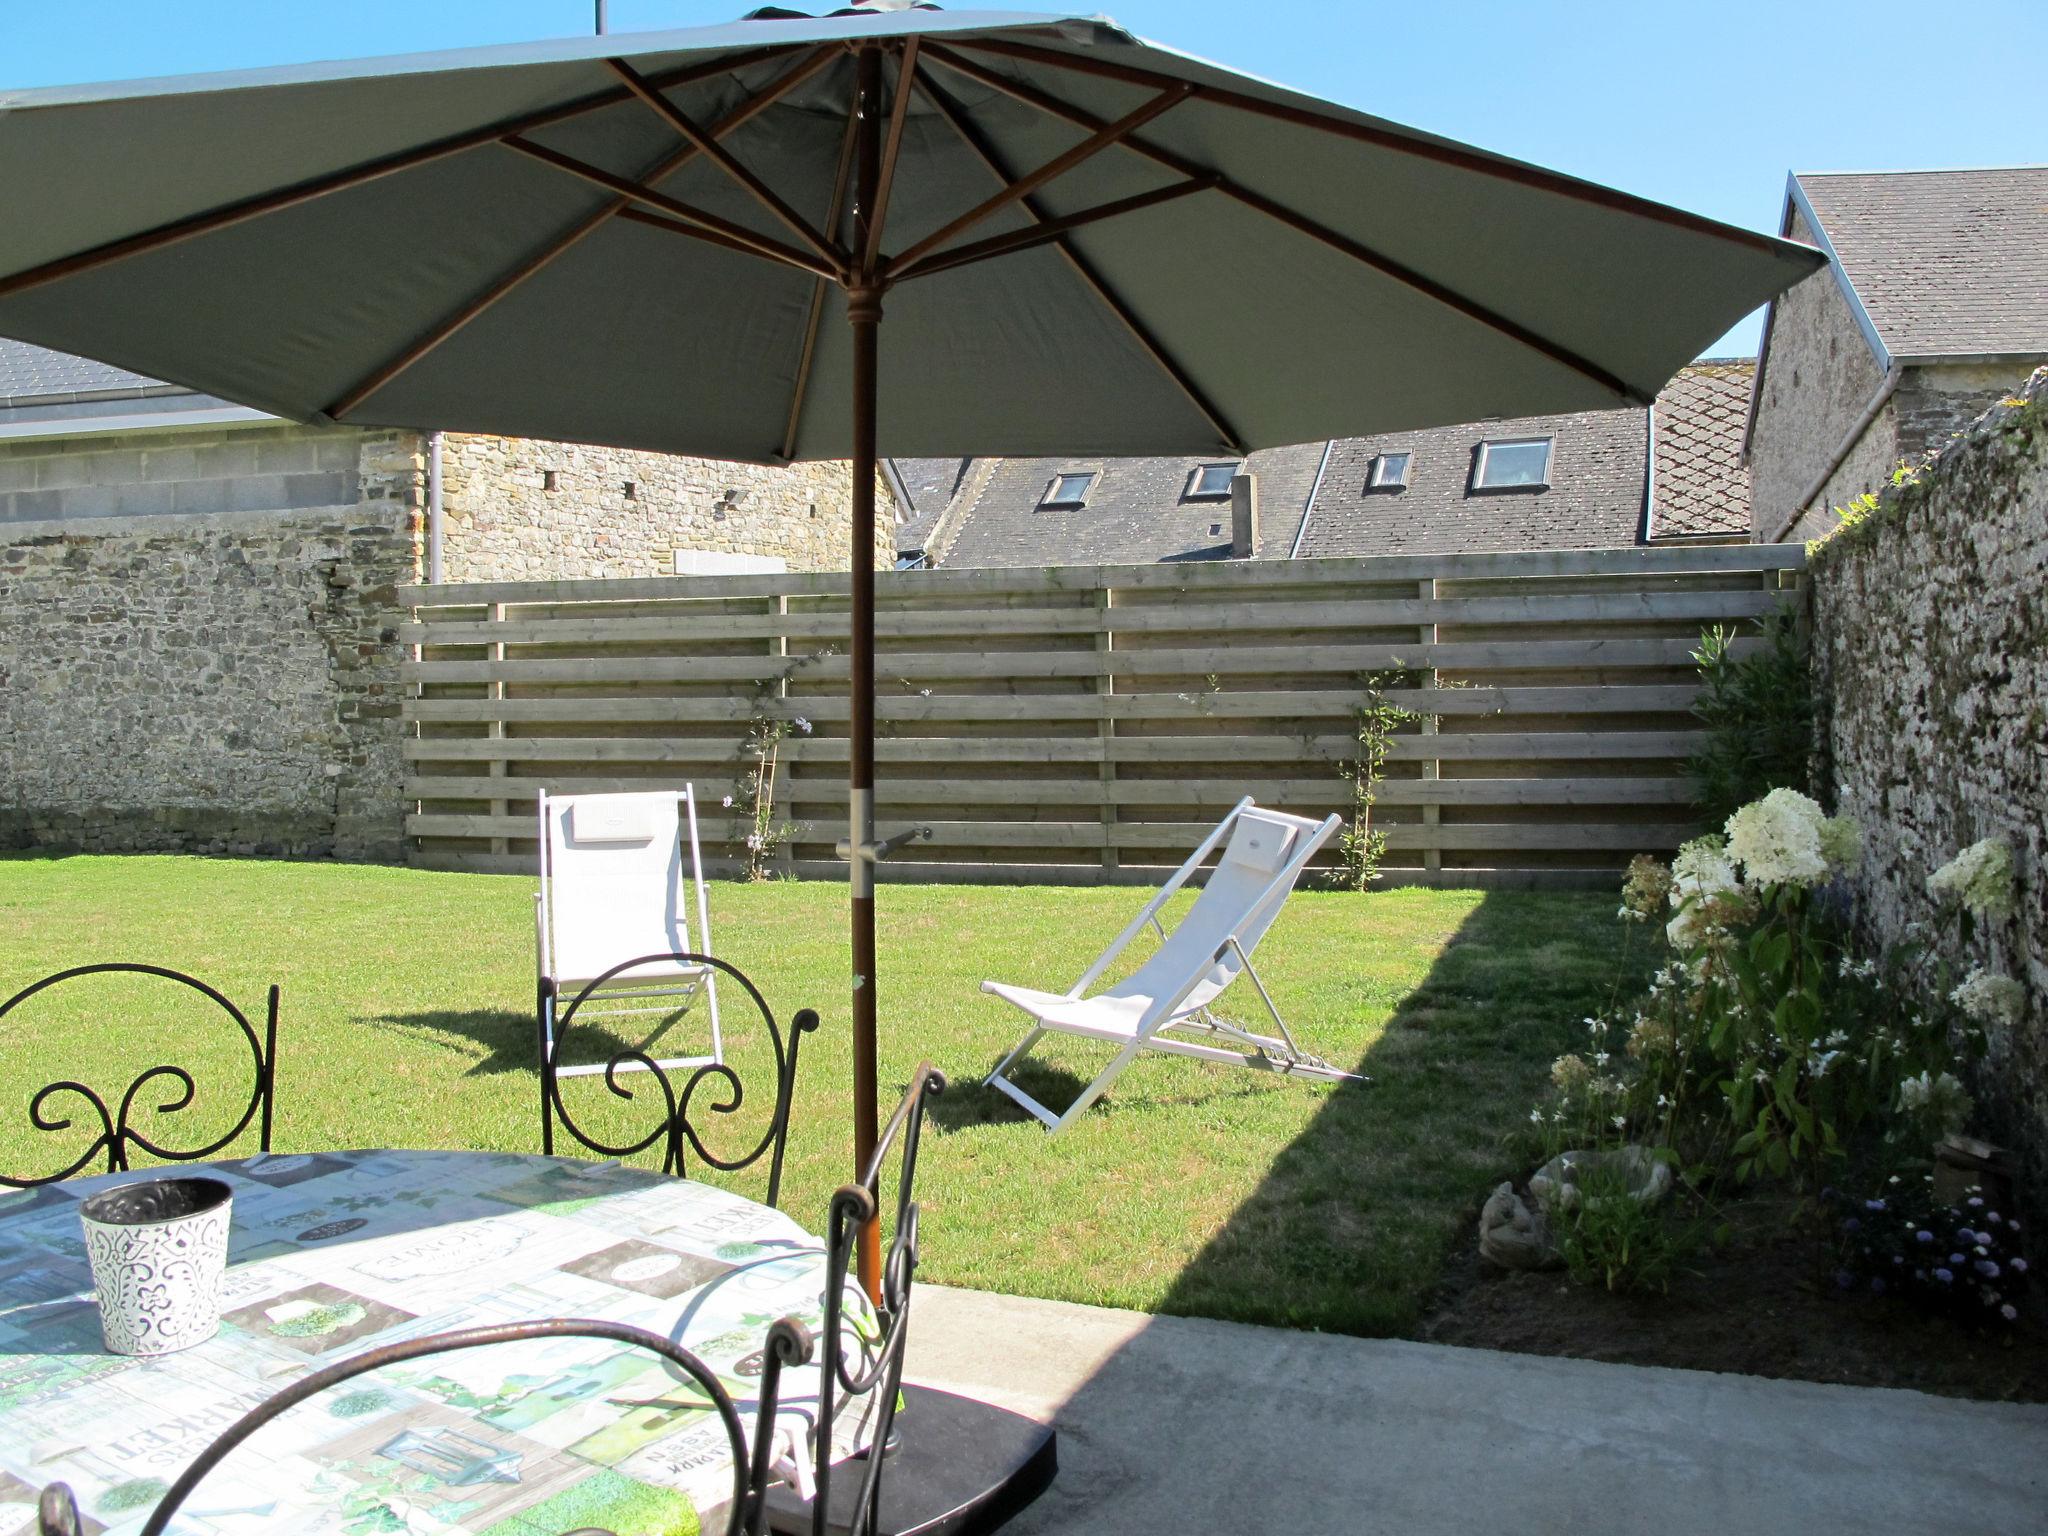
{"left": 983, "top": 797, "right": 1358, "bottom": 1133}
{"left": 536, "top": 788, "right": 721, "bottom": 1081}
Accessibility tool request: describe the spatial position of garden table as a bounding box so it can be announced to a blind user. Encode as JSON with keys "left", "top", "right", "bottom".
{"left": 0, "top": 1148, "right": 877, "bottom": 1534}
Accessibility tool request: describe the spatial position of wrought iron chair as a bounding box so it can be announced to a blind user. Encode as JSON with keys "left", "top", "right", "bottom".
{"left": 0, "top": 963, "right": 279, "bottom": 1188}
{"left": 37, "top": 1317, "right": 814, "bottom": 1536}
{"left": 542, "top": 952, "right": 818, "bottom": 1208}
{"left": 769, "top": 1063, "right": 1057, "bottom": 1536}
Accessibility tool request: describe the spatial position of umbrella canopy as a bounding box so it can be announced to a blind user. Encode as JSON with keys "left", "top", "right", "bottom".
{"left": 0, "top": 4, "right": 1822, "bottom": 1289}
{"left": 0, "top": 6, "right": 1818, "bottom": 461}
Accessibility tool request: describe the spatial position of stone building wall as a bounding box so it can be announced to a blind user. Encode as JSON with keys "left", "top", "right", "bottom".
{"left": 1747, "top": 208, "right": 1888, "bottom": 542}
{"left": 437, "top": 433, "right": 896, "bottom": 581}
{"left": 1809, "top": 369, "right": 2046, "bottom": 1197}
{"left": 0, "top": 425, "right": 419, "bottom": 859}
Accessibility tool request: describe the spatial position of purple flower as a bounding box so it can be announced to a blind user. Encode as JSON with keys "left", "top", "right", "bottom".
{"left": 1967, "top": 1196, "right": 1984, "bottom": 1208}
{"left": 1865, "top": 1198, "right": 1887, "bottom": 1212}
{"left": 2011, "top": 1258, "right": 2028, "bottom": 1274}
{"left": 2002, "top": 1304, "right": 2019, "bottom": 1322}
{"left": 1834, "top": 1269, "right": 1855, "bottom": 1291}
{"left": 1915, "top": 1230, "right": 1933, "bottom": 1243}
{"left": 1950, "top": 1253, "right": 1967, "bottom": 1266}
{"left": 1934, "top": 1268, "right": 1954, "bottom": 1283}
{"left": 1843, "top": 1217, "right": 1862, "bottom": 1233}
{"left": 1869, "top": 1277, "right": 1886, "bottom": 1296}
{"left": 1986, "top": 1212, "right": 2002, "bottom": 1224}
{"left": 1977, "top": 1260, "right": 2001, "bottom": 1279}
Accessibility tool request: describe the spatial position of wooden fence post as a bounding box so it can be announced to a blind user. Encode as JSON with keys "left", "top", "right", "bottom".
{"left": 1097, "top": 585, "right": 1118, "bottom": 873}
{"left": 488, "top": 602, "right": 509, "bottom": 858}
{"left": 1419, "top": 579, "right": 1441, "bottom": 877}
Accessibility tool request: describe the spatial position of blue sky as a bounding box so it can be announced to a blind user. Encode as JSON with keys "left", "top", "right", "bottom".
{"left": 5, "top": 1, "right": 2043, "bottom": 356}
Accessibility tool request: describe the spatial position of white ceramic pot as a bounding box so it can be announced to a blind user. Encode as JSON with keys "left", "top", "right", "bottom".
{"left": 78, "top": 1175, "right": 233, "bottom": 1356}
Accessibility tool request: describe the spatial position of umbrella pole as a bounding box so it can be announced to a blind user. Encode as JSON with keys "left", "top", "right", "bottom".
{"left": 848, "top": 45, "right": 884, "bottom": 1303}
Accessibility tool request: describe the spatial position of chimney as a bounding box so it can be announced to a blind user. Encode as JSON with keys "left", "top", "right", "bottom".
{"left": 1229, "top": 472, "right": 1260, "bottom": 558}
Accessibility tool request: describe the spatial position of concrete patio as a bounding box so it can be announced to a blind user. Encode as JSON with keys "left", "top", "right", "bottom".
{"left": 907, "top": 1285, "right": 2048, "bottom": 1535}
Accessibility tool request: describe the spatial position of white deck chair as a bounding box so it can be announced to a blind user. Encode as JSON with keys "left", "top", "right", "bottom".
{"left": 982, "top": 797, "right": 1359, "bottom": 1133}
{"left": 535, "top": 788, "right": 721, "bottom": 1082}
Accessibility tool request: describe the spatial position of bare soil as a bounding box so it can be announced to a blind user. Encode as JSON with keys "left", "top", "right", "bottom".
{"left": 1416, "top": 1190, "right": 2048, "bottom": 1403}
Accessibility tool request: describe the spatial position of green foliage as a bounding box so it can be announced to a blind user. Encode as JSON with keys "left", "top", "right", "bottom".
{"left": 1688, "top": 614, "right": 1813, "bottom": 825}
{"left": 1336, "top": 673, "right": 1415, "bottom": 890}
{"left": 1551, "top": 1166, "right": 1701, "bottom": 1295}
{"left": 727, "top": 647, "right": 832, "bottom": 880}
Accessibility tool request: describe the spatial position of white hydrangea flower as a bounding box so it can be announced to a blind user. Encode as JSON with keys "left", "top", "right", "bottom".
{"left": 1666, "top": 835, "right": 1738, "bottom": 948}
{"left": 1927, "top": 838, "right": 2016, "bottom": 921}
{"left": 1818, "top": 814, "right": 1863, "bottom": 874}
{"left": 1950, "top": 968, "right": 2025, "bottom": 1028}
{"left": 1724, "top": 788, "right": 1829, "bottom": 889}
{"left": 1896, "top": 1070, "right": 1972, "bottom": 1138}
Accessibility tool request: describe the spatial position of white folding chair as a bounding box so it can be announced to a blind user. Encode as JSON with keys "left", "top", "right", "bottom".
{"left": 535, "top": 788, "right": 721, "bottom": 1082}
{"left": 982, "top": 797, "right": 1360, "bottom": 1133}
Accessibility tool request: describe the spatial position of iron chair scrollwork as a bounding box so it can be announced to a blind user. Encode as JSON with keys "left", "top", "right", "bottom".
{"left": 37, "top": 1317, "right": 816, "bottom": 1536}
{"left": 0, "top": 963, "right": 279, "bottom": 1189}
{"left": 542, "top": 952, "right": 818, "bottom": 1208}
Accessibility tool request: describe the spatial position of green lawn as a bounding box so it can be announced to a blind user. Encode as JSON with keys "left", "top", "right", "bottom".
{"left": 0, "top": 854, "right": 1640, "bottom": 1335}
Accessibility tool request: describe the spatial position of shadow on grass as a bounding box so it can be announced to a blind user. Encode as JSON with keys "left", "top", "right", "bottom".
{"left": 925, "top": 1059, "right": 1096, "bottom": 1132}
{"left": 371, "top": 1005, "right": 709, "bottom": 1079}
{"left": 368, "top": 1008, "right": 537, "bottom": 1076}
{"left": 1135, "top": 888, "right": 1640, "bottom": 1336}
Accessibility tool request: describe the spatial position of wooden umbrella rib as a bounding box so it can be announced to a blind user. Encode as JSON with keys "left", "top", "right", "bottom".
{"left": 0, "top": 44, "right": 802, "bottom": 303}
{"left": 889, "top": 175, "right": 1220, "bottom": 283}
{"left": 910, "top": 63, "right": 1243, "bottom": 453}
{"left": 861, "top": 38, "right": 920, "bottom": 277}
{"left": 922, "top": 45, "right": 1646, "bottom": 406}
{"left": 781, "top": 93, "right": 862, "bottom": 462}
{"left": 882, "top": 82, "right": 1190, "bottom": 276}
{"left": 607, "top": 56, "right": 845, "bottom": 271}
{"left": 502, "top": 136, "right": 836, "bottom": 280}
{"left": 326, "top": 47, "right": 836, "bottom": 421}
{"left": 953, "top": 36, "right": 1801, "bottom": 261}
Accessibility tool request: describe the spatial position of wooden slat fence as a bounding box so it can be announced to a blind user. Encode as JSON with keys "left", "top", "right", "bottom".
{"left": 401, "top": 545, "right": 1806, "bottom": 886}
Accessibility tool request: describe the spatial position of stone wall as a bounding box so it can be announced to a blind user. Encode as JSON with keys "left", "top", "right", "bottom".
{"left": 0, "top": 426, "right": 419, "bottom": 859}
{"left": 1809, "top": 368, "right": 2046, "bottom": 1194}
{"left": 1747, "top": 207, "right": 1887, "bottom": 541}
{"left": 437, "top": 433, "right": 895, "bottom": 581}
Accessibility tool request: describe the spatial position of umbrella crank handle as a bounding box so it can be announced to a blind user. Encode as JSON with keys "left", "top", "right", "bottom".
{"left": 834, "top": 826, "right": 933, "bottom": 863}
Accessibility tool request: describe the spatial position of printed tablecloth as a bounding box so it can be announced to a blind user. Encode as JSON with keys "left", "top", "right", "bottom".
{"left": 0, "top": 1149, "right": 875, "bottom": 1536}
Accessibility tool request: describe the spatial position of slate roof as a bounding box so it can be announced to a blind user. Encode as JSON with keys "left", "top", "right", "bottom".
{"left": 1794, "top": 167, "right": 2048, "bottom": 361}
{"left": 914, "top": 362, "right": 1755, "bottom": 568}
{"left": 889, "top": 456, "right": 974, "bottom": 556}
{"left": 934, "top": 444, "right": 1327, "bottom": 567}
{"left": 1294, "top": 408, "right": 1647, "bottom": 559}
{"left": 1649, "top": 359, "right": 1753, "bottom": 540}
{"left": 0, "top": 336, "right": 179, "bottom": 406}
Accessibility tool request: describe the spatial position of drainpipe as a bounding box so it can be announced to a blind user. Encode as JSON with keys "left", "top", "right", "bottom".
{"left": 426, "top": 430, "right": 445, "bottom": 584}
{"left": 1287, "top": 438, "right": 1336, "bottom": 559}
{"left": 1766, "top": 366, "right": 1901, "bottom": 543}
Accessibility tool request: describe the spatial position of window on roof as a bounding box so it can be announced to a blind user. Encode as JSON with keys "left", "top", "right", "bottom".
{"left": 1367, "top": 451, "right": 1411, "bottom": 492}
{"left": 1040, "top": 471, "right": 1096, "bottom": 509}
{"left": 1185, "top": 462, "right": 1240, "bottom": 500}
{"left": 1471, "top": 437, "right": 1553, "bottom": 492}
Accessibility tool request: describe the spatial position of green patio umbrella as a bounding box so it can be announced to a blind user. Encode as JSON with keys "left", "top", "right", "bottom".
{"left": 0, "top": 2, "right": 1822, "bottom": 1294}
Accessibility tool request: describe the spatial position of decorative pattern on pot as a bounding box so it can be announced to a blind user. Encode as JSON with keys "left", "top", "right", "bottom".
{"left": 78, "top": 1175, "right": 233, "bottom": 1356}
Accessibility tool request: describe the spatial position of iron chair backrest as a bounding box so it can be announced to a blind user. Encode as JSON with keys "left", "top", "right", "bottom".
{"left": 1077, "top": 798, "right": 1340, "bottom": 1031}
{"left": 0, "top": 963, "right": 278, "bottom": 1189}
{"left": 545, "top": 953, "right": 818, "bottom": 1208}
{"left": 809, "top": 1062, "right": 948, "bottom": 1536}
{"left": 37, "top": 1317, "right": 815, "bottom": 1536}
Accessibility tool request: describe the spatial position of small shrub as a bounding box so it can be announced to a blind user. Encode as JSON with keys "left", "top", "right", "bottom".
{"left": 1688, "top": 613, "right": 1813, "bottom": 826}
{"left": 1829, "top": 1182, "right": 2028, "bottom": 1329}
{"left": 1551, "top": 1166, "right": 1701, "bottom": 1294}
